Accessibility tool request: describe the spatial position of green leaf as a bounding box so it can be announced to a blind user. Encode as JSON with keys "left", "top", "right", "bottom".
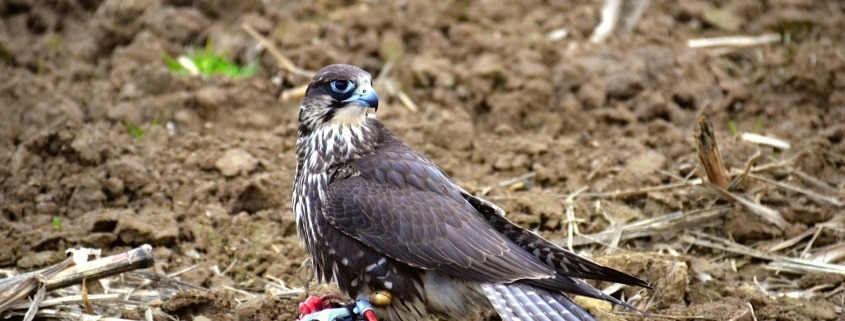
{"left": 727, "top": 120, "right": 738, "bottom": 138}
{"left": 125, "top": 122, "right": 145, "bottom": 139}
{"left": 164, "top": 41, "right": 259, "bottom": 79}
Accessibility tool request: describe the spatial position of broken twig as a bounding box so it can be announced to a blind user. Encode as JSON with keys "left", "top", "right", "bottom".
{"left": 688, "top": 33, "right": 781, "bottom": 48}
{"left": 739, "top": 132, "right": 791, "bottom": 150}
{"left": 695, "top": 115, "right": 730, "bottom": 189}
{"left": 241, "top": 23, "right": 315, "bottom": 78}
{"left": 0, "top": 245, "right": 154, "bottom": 315}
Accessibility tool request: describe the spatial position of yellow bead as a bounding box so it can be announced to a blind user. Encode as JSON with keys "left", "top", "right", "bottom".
{"left": 369, "top": 290, "right": 392, "bottom": 307}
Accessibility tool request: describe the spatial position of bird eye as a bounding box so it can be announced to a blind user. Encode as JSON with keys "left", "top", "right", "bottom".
{"left": 330, "top": 80, "right": 355, "bottom": 94}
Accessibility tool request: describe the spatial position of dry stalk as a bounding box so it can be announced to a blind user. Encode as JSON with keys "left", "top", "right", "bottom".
{"left": 739, "top": 132, "right": 791, "bottom": 150}
{"left": 48, "top": 245, "right": 154, "bottom": 290}
{"left": 375, "top": 60, "right": 420, "bottom": 113}
{"left": 82, "top": 278, "right": 94, "bottom": 314}
{"left": 618, "top": 0, "right": 651, "bottom": 37}
{"left": 694, "top": 115, "right": 730, "bottom": 189}
{"left": 263, "top": 275, "right": 306, "bottom": 297}
{"left": 22, "top": 281, "right": 46, "bottom": 321}
{"left": 579, "top": 180, "right": 699, "bottom": 198}
{"left": 5, "top": 294, "right": 121, "bottom": 311}
{"left": 746, "top": 153, "right": 802, "bottom": 173}
{"left": 0, "top": 257, "right": 73, "bottom": 313}
{"left": 384, "top": 80, "right": 419, "bottom": 112}
{"left": 498, "top": 172, "right": 537, "bottom": 188}
{"left": 555, "top": 206, "right": 728, "bottom": 247}
{"left": 731, "top": 150, "right": 762, "bottom": 188}
{"left": 590, "top": 0, "right": 622, "bottom": 43}
{"left": 682, "top": 231, "right": 772, "bottom": 260}
{"left": 767, "top": 226, "right": 817, "bottom": 252}
{"left": 747, "top": 302, "right": 758, "bottom": 321}
{"left": 563, "top": 187, "right": 588, "bottom": 252}
{"left": 768, "top": 258, "right": 845, "bottom": 275}
{"left": 746, "top": 173, "right": 844, "bottom": 207}
{"left": 280, "top": 84, "right": 309, "bottom": 102}
{"left": 684, "top": 231, "right": 845, "bottom": 276}
{"left": 701, "top": 180, "right": 789, "bottom": 229}
{"left": 590, "top": 0, "right": 651, "bottom": 42}
{"left": 688, "top": 33, "right": 781, "bottom": 48}
{"left": 808, "top": 243, "right": 845, "bottom": 264}
{"left": 240, "top": 23, "right": 315, "bottom": 79}
{"left": 792, "top": 169, "right": 841, "bottom": 195}
{"left": 0, "top": 245, "right": 154, "bottom": 315}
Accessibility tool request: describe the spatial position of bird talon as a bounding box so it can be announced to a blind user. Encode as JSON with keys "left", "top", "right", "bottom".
{"left": 298, "top": 296, "right": 331, "bottom": 319}
{"left": 298, "top": 296, "right": 379, "bottom": 321}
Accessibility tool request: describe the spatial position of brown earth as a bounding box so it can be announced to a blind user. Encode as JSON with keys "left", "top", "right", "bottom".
{"left": 2, "top": 0, "right": 845, "bottom": 320}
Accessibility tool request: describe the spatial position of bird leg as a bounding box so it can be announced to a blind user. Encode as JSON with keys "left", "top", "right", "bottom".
{"left": 298, "top": 295, "right": 332, "bottom": 318}
{"left": 298, "top": 295, "right": 379, "bottom": 321}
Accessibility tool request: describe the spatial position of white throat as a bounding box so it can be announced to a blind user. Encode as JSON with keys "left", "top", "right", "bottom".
{"left": 329, "top": 106, "right": 370, "bottom": 128}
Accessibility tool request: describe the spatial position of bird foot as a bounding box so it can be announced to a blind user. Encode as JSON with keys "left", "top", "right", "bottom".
{"left": 298, "top": 295, "right": 378, "bottom": 321}
{"left": 298, "top": 295, "right": 333, "bottom": 319}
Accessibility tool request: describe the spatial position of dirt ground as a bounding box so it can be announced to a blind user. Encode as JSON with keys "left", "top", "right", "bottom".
{"left": 2, "top": 0, "right": 844, "bottom": 320}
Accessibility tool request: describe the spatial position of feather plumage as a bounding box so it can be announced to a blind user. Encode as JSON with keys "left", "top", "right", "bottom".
{"left": 293, "top": 64, "right": 649, "bottom": 321}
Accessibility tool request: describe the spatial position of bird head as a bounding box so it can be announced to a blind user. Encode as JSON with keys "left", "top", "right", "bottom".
{"left": 299, "top": 64, "right": 379, "bottom": 134}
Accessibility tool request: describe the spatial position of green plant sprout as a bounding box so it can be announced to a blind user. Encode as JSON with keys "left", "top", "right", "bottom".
{"left": 124, "top": 119, "right": 161, "bottom": 139}
{"left": 164, "top": 41, "right": 258, "bottom": 78}
{"left": 52, "top": 217, "right": 61, "bottom": 229}
{"left": 125, "top": 122, "right": 145, "bottom": 139}
{"left": 727, "top": 120, "right": 738, "bottom": 138}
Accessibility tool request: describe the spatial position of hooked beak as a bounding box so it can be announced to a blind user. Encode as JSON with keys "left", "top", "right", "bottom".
{"left": 342, "top": 83, "right": 379, "bottom": 111}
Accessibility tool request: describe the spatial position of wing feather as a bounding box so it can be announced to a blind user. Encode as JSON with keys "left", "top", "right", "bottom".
{"left": 482, "top": 283, "right": 595, "bottom": 321}
{"left": 323, "top": 148, "right": 554, "bottom": 283}
{"left": 463, "top": 192, "right": 651, "bottom": 289}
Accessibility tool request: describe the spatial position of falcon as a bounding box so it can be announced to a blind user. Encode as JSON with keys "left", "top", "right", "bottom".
{"left": 292, "top": 64, "right": 649, "bottom": 321}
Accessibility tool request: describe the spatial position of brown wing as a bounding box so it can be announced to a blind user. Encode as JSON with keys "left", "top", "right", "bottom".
{"left": 323, "top": 148, "right": 554, "bottom": 284}
{"left": 463, "top": 192, "right": 651, "bottom": 288}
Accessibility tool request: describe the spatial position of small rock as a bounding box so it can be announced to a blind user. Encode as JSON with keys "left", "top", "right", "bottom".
{"left": 626, "top": 150, "right": 667, "bottom": 177}
{"left": 231, "top": 183, "right": 278, "bottom": 215}
{"left": 471, "top": 54, "right": 506, "bottom": 78}
{"left": 82, "top": 233, "right": 118, "bottom": 248}
{"left": 793, "top": 297, "right": 838, "bottom": 320}
{"left": 142, "top": 7, "right": 210, "bottom": 43}
{"left": 71, "top": 126, "right": 108, "bottom": 164}
{"left": 215, "top": 148, "right": 258, "bottom": 177}
{"left": 162, "top": 289, "right": 237, "bottom": 319}
{"left": 725, "top": 207, "right": 784, "bottom": 242}
{"left": 80, "top": 208, "right": 121, "bottom": 233}
{"left": 115, "top": 208, "right": 178, "bottom": 246}
{"left": 703, "top": 8, "right": 743, "bottom": 32}
{"left": 96, "top": 0, "right": 150, "bottom": 23}
{"left": 67, "top": 175, "right": 108, "bottom": 218}
{"left": 797, "top": 272, "right": 845, "bottom": 289}
{"left": 515, "top": 190, "right": 564, "bottom": 230}
{"left": 602, "top": 201, "right": 644, "bottom": 222}
{"left": 578, "top": 78, "right": 607, "bottom": 110}
{"left": 196, "top": 87, "right": 228, "bottom": 108}
{"left": 107, "top": 156, "right": 150, "bottom": 192}
{"left": 17, "top": 251, "right": 64, "bottom": 269}
{"left": 510, "top": 213, "right": 541, "bottom": 229}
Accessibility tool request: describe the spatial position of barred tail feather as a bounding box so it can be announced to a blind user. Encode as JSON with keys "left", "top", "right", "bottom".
{"left": 481, "top": 283, "right": 597, "bottom": 321}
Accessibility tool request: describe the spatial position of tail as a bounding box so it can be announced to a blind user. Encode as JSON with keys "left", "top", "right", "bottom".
{"left": 481, "top": 283, "right": 597, "bottom": 321}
